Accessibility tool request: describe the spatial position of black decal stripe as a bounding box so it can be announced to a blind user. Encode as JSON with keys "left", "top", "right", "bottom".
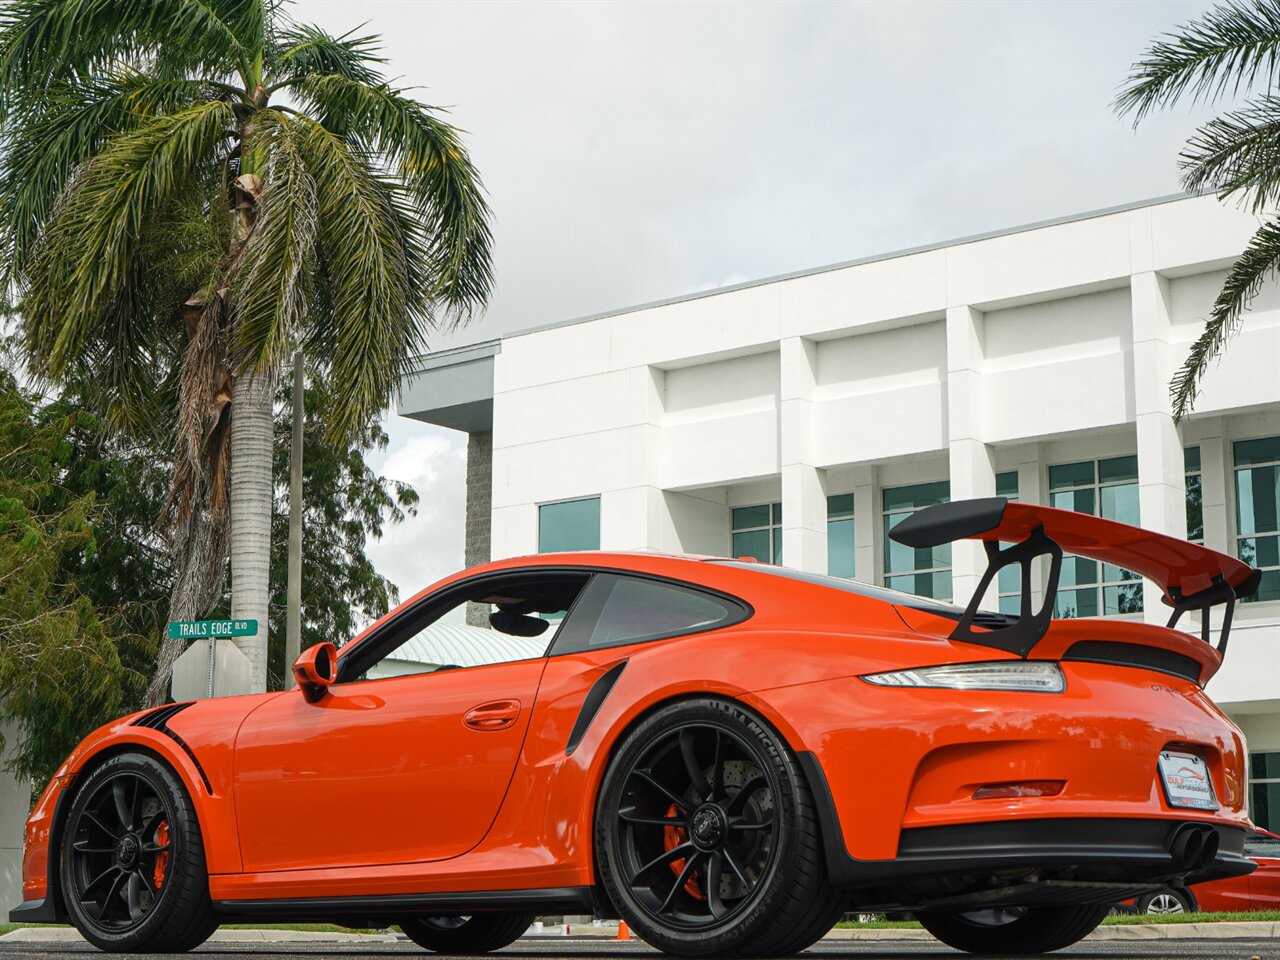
{"left": 566, "top": 660, "right": 628, "bottom": 756}
{"left": 130, "top": 701, "right": 212, "bottom": 794}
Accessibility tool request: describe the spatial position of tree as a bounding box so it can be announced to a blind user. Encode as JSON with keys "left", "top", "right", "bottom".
{"left": 1118, "top": 0, "right": 1280, "bottom": 420}
{"left": 0, "top": 0, "right": 492, "bottom": 702}
{"left": 0, "top": 364, "right": 139, "bottom": 789}
{"left": 0, "top": 347, "right": 417, "bottom": 789}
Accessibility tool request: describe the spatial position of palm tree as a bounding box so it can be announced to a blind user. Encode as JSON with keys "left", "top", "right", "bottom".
{"left": 0, "top": 0, "right": 492, "bottom": 702}
{"left": 1118, "top": 0, "right": 1280, "bottom": 421}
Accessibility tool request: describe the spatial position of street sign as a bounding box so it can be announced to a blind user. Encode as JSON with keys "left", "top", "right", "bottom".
{"left": 167, "top": 618, "right": 258, "bottom": 640}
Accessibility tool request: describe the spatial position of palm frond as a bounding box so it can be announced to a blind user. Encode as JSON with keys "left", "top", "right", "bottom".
{"left": 1172, "top": 218, "right": 1280, "bottom": 420}
{"left": 233, "top": 110, "right": 319, "bottom": 375}
{"left": 0, "top": 71, "right": 219, "bottom": 285}
{"left": 20, "top": 98, "right": 236, "bottom": 379}
{"left": 0, "top": 0, "right": 260, "bottom": 103}
{"left": 293, "top": 73, "right": 493, "bottom": 322}
{"left": 1179, "top": 94, "right": 1280, "bottom": 211}
{"left": 295, "top": 118, "right": 419, "bottom": 441}
{"left": 270, "top": 22, "right": 385, "bottom": 87}
{"left": 1116, "top": 0, "right": 1280, "bottom": 122}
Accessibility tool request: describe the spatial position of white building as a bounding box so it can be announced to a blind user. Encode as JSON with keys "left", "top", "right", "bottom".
{"left": 400, "top": 192, "right": 1280, "bottom": 831}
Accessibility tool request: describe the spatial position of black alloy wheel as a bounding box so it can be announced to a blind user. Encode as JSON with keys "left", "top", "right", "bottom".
{"left": 60, "top": 752, "right": 217, "bottom": 952}
{"left": 596, "top": 699, "right": 845, "bottom": 957}
{"left": 67, "top": 770, "right": 173, "bottom": 932}
{"left": 399, "top": 912, "right": 536, "bottom": 954}
{"left": 614, "top": 722, "right": 778, "bottom": 928}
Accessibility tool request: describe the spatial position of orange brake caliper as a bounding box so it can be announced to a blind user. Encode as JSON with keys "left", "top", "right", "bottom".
{"left": 152, "top": 820, "right": 170, "bottom": 889}
{"left": 662, "top": 803, "right": 705, "bottom": 901}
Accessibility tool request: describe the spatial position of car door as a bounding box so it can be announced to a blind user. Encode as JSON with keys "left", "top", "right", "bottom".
{"left": 232, "top": 570, "right": 590, "bottom": 873}
{"left": 1244, "top": 831, "right": 1280, "bottom": 907}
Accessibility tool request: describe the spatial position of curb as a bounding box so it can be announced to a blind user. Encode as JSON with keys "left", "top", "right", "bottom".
{"left": 3, "top": 919, "right": 1276, "bottom": 944}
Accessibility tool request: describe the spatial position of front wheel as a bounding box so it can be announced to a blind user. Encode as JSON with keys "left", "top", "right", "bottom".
{"left": 918, "top": 904, "right": 1109, "bottom": 954}
{"left": 1136, "top": 888, "right": 1194, "bottom": 915}
{"left": 399, "top": 913, "right": 535, "bottom": 954}
{"left": 59, "top": 752, "right": 217, "bottom": 952}
{"left": 595, "top": 698, "right": 845, "bottom": 957}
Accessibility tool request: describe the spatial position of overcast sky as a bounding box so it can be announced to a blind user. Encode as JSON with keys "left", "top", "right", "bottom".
{"left": 295, "top": 0, "right": 1223, "bottom": 605}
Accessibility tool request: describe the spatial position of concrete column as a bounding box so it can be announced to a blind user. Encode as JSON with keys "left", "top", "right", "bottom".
{"left": 464, "top": 431, "right": 493, "bottom": 626}
{"left": 1131, "top": 272, "right": 1188, "bottom": 622}
{"left": 603, "top": 367, "right": 668, "bottom": 550}
{"left": 779, "top": 338, "right": 826, "bottom": 573}
{"left": 946, "top": 305, "right": 997, "bottom": 607}
{"left": 1197, "top": 421, "right": 1230, "bottom": 554}
{"left": 1016, "top": 443, "right": 1047, "bottom": 606}
{"left": 0, "top": 721, "right": 28, "bottom": 918}
{"left": 852, "top": 465, "right": 877, "bottom": 584}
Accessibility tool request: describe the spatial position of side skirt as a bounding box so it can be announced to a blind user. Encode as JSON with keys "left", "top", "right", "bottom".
{"left": 213, "top": 886, "right": 595, "bottom": 924}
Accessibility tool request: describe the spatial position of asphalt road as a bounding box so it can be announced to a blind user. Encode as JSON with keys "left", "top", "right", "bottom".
{"left": 1, "top": 940, "right": 1275, "bottom": 960}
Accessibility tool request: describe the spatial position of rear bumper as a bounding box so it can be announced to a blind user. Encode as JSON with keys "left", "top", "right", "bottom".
{"left": 797, "top": 752, "right": 1253, "bottom": 908}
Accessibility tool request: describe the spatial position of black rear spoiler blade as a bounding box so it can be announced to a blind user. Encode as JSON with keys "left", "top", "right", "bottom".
{"left": 889, "top": 498, "right": 1261, "bottom": 658}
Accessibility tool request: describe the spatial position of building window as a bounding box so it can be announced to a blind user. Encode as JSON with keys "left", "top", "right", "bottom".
{"left": 1251, "top": 752, "right": 1280, "bottom": 832}
{"left": 732, "top": 502, "right": 781, "bottom": 564}
{"left": 883, "top": 481, "right": 951, "bottom": 600}
{"left": 1048, "top": 455, "right": 1142, "bottom": 617}
{"left": 538, "top": 497, "right": 601, "bottom": 553}
{"left": 827, "top": 494, "right": 855, "bottom": 579}
{"left": 1185, "top": 446, "right": 1203, "bottom": 545}
{"left": 996, "top": 471, "right": 1020, "bottom": 615}
{"left": 1234, "top": 436, "right": 1280, "bottom": 603}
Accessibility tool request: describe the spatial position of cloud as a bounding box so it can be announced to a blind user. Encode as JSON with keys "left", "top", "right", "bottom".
{"left": 294, "top": 0, "right": 1223, "bottom": 603}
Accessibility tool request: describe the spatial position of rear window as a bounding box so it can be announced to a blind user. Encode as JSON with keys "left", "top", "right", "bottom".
{"left": 714, "top": 560, "right": 966, "bottom": 619}
{"left": 587, "top": 575, "right": 737, "bottom": 646}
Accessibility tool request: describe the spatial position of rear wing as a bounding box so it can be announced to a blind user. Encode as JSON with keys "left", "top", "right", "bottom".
{"left": 889, "top": 498, "right": 1261, "bottom": 658}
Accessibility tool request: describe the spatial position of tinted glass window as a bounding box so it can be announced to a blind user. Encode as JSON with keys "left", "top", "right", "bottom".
{"left": 539, "top": 498, "right": 600, "bottom": 552}
{"left": 1244, "top": 833, "right": 1280, "bottom": 858}
{"left": 586, "top": 576, "right": 738, "bottom": 647}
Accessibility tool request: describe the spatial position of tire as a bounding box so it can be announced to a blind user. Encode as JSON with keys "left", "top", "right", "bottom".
{"left": 399, "top": 913, "right": 535, "bottom": 954}
{"left": 1136, "top": 888, "right": 1194, "bottom": 915}
{"left": 594, "top": 698, "right": 844, "bottom": 958}
{"left": 917, "top": 904, "right": 1110, "bottom": 955}
{"left": 59, "top": 751, "right": 217, "bottom": 952}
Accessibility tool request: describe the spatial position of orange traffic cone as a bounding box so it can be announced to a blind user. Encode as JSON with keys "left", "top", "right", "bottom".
{"left": 616, "top": 920, "right": 633, "bottom": 941}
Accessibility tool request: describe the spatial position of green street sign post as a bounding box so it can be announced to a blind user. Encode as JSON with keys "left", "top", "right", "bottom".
{"left": 167, "top": 619, "right": 258, "bottom": 640}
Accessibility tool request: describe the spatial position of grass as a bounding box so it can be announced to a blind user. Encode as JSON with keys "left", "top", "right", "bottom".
{"left": 0, "top": 922, "right": 386, "bottom": 937}
{"left": 835, "top": 910, "right": 1280, "bottom": 929}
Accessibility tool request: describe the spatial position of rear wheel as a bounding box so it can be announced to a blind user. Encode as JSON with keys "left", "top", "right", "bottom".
{"left": 917, "top": 904, "right": 1109, "bottom": 954}
{"left": 399, "top": 913, "right": 534, "bottom": 954}
{"left": 59, "top": 752, "right": 217, "bottom": 952}
{"left": 595, "top": 698, "right": 844, "bottom": 957}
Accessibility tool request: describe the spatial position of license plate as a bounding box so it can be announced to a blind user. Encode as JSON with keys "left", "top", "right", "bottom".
{"left": 1157, "top": 752, "right": 1219, "bottom": 811}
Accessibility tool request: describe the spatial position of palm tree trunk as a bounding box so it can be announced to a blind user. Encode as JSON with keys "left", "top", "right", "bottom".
{"left": 229, "top": 367, "right": 274, "bottom": 692}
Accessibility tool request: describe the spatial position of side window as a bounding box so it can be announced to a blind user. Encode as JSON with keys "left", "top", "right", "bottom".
{"left": 554, "top": 574, "right": 744, "bottom": 653}
{"left": 348, "top": 574, "right": 590, "bottom": 681}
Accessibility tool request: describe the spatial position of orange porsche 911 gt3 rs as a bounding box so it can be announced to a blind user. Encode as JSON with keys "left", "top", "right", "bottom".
{"left": 10, "top": 498, "right": 1262, "bottom": 956}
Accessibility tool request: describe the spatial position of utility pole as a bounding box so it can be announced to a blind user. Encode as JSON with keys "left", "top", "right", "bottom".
{"left": 285, "top": 351, "right": 304, "bottom": 675}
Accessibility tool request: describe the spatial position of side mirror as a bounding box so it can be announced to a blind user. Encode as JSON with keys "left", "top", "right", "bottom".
{"left": 293, "top": 642, "right": 337, "bottom": 703}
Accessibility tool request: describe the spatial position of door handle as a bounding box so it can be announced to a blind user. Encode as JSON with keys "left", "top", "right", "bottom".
{"left": 463, "top": 699, "right": 521, "bottom": 731}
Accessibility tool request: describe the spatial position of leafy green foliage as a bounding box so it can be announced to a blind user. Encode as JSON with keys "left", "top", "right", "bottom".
{"left": 0, "top": 348, "right": 416, "bottom": 788}
{"left": 0, "top": 365, "right": 136, "bottom": 790}
{"left": 1119, "top": 1, "right": 1280, "bottom": 420}
{"left": 0, "top": 0, "right": 490, "bottom": 700}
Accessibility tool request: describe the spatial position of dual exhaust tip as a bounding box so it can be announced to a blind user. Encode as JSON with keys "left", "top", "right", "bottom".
{"left": 1167, "top": 824, "right": 1219, "bottom": 871}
